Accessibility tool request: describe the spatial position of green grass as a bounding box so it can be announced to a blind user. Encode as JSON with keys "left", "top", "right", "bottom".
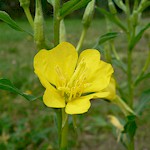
{"left": 0, "top": 18, "right": 150, "bottom": 150}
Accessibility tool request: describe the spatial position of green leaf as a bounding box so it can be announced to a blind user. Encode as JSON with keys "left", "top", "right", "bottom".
{"left": 135, "top": 89, "right": 150, "bottom": 115}
{"left": 0, "top": 78, "right": 40, "bottom": 101}
{"left": 0, "top": 11, "right": 33, "bottom": 36}
{"left": 135, "top": 72, "right": 150, "bottom": 86}
{"left": 96, "top": 7, "right": 127, "bottom": 32}
{"left": 93, "top": 32, "right": 119, "bottom": 52}
{"left": 97, "top": 32, "right": 119, "bottom": 45}
{"left": 60, "top": 0, "right": 91, "bottom": 18}
{"left": 123, "top": 115, "right": 137, "bottom": 140}
{"left": 129, "top": 23, "right": 150, "bottom": 51}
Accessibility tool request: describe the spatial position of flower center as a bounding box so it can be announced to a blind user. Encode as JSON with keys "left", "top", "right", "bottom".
{"left": 55, "top": 59, "right": 89, "bottom": 102}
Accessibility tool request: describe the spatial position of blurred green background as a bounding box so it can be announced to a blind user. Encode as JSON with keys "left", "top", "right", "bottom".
{"left": 0, "top": 0, "right": 150, "bottom": 150}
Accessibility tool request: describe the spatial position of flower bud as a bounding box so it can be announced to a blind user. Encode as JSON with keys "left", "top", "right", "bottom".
{"left": 108, "top": 0, "right": 117, "bottom": 15}
{"left": 34, "top": 0, "right": 45, "bottom": 49}
{"left": 82, "top": 0, "right": 95, "bottom": 28}
{"left": 19, "top": 0, "right": 30, "bottom": 8}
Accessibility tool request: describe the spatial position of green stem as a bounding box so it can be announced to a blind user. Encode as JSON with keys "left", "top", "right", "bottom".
{"left": 54, "top": 0, "right": 61, "bottom": 46}
{"left": 53, "top": 1, "right": 64, "bottom": 149}
{"left": 113, "top": 96, "right": 135, "bottom": 116}
{"left": 23, "top": 7, "right": 34, "bottom": 29}
{"left": 56, "top": 109, "right": 62, "bottom": 148}
{"left": 128, "top": 139, "right": 134, "bottom": 150}
{"left": 111, "top": 41, "right": 120, "bottom": 61}
{"left": 104, "top": 43, "right": 111, "bottom": 63}
{"left": 105, "top": 18, "right": 120, "bottom": 62}
{"left": 76, "top": 27, "right": 88, "bottom": 52}
{"left": 127, "top": 50, "right": 134, "bottom": 108}
{"left": 60, "top": 109, "right": 68, "bottom": 150}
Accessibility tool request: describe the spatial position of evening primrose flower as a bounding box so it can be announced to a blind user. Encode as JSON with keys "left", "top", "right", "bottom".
{"left": 34, "top": 42, "right": 114, "bottom": 114}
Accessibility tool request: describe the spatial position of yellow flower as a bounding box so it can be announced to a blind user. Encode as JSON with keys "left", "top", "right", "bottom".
{"left": 34, "top": 42, "right": 114, "bottom": 114}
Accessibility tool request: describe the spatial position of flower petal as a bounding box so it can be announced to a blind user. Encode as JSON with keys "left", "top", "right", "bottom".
{"left": 65, "top": 95, "right": 92, "bottom": 114}
{"left": 77, "top": 49, "right": 113, "bottom": 92}
{"left": 90, "top": 91, "right": 110, "bottom": 99}
{"left": 102, "top": 77, "right": 116, "bottom": 101}
{"left": 34, "top": 42, "right": 78, "bottom": 87}
{"left": 34, "top": 69, "right": 65, "bottom": 108}
{"left": 84, "top": 60, "right": 114, "bottom": 93}
{"left": 43, "top": 85, "right": 65, "bottom": 108}
{"left": 65, "top": 91, "right": 109, "bottom": 114}
{"left": 78, "top": 49, "right": 100, "bottom": 79}
{"left": 34, "top": 70, "right": 50, "bottom": 88}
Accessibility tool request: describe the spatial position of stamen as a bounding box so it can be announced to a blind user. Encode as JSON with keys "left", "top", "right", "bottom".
{"left": 55, "top": 65, "right": 66, "bottom": 87}
{"left": 67, "top": 58, "right": 86, "bottom": 87}
{"left": 55, "top": 59, "right": 89, "bottom": 102}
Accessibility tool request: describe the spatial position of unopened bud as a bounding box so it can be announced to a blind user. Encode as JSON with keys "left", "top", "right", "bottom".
{"left": 82, "top": 0, "right": 95, "bottom": 28}
{"left": 34, "top": 0, "right": 45, "bottom": 50}
{"left": 108, "top": 0, "right": 117, "bottom": 14}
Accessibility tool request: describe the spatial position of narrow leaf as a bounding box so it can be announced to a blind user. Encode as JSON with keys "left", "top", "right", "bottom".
{"left": 60, "top": 0, "right": 91, "bottom": 18}
{"left": 97, "top": 32, "right": 119, "bottom": 45}
{"left": 135, "top": 72, "right": 150, "bottom": 86}
{"left": 135, "top": 89, "right": 150, "bottom": 115}
{"left": 129, "top": 23, "right": 150, "bottom": 51}
{"left": 0, "top": 78, "right": 40, "bottom": 101}
{"left": 93, "top": 32, "right": 119, "bottom": 59}
{"left": 0, "top": 11, "right": 33, "bottom": 36}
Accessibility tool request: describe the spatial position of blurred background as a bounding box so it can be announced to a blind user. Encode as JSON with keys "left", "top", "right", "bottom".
{"left": 0, "top": 0, "right": 150, "bottom": 150}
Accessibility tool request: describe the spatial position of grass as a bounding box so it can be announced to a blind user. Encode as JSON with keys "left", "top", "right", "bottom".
{"left": 0, "top": 18, "right": 150, "bottom": 150}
